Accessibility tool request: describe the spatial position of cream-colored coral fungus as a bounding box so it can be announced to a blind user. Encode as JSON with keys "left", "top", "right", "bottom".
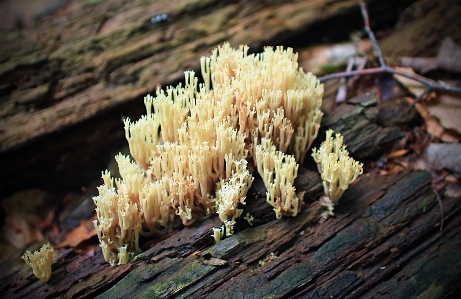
{"left": 93, "top": 42, "right": 324, "bottom": 264}
{"left": 22, "top": 243, "right": 54, "bottom": 282}
{"left": 255, "top": 138, "right": 301, "bottom": 219}
{"left": 93, "top": 165, "right": 143, "bottom": 265}
{"left": 312, "top": 129, "right": 363, "bottom": 221}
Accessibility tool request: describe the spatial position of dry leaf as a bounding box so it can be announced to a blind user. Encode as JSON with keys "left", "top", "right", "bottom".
{"left": 446, "top": 175, "right": 461, "bottom": 184}
{"left": 202, "top": 257, "right": 228, "bottom": 266}
{"left": 407, "top": 98, "right": 460, "bottom": 143}
{"left": 425, "top": 93, "right": 461, "bottom": 135}
{"left": 393, "top": 67, "right": 428, "bottom": 98}
{"left": 401, "top": 37, "right": 461, "bottom": 74}
{"left": 426, "top": 143, "right": 461, "bottom": 177}
{"left": 56, "top": 215, "right": 97, "bottom": 248}
{"left": 445, "top": 182, "right": 461, "bottom": 198}
{"left": 299, "top": 39, "right": 371, "bottom": 75}
{"left": 379, "top": 165, "right": 404, "bottom": 176}
{"left": 387, "top": 149, "right": 410, "bottom": 159}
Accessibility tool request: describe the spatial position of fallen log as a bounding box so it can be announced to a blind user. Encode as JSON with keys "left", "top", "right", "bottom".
{"left": 2, "top": 0, "right": 461, "bottom": 298}
{"left": 2, "top": 92, "right": 460, "bottom": 298}
{"left": 0, "top": 0, "right": 417, "bottom": 197}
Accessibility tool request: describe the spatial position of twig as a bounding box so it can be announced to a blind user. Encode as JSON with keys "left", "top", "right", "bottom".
{"left": 335, "top": 56, "right": 355, "bottom": 103}
{"left": 359, "top": 0, "right": 385, "bottom": 67}
{"left": 318, "top": 0, "right": 461, "bottom": 97}
{"left": 335, "top": 55, "right": 366, "bottom": 103}
{"left": 413, "top": 87, "right": 432, "bottom": 107}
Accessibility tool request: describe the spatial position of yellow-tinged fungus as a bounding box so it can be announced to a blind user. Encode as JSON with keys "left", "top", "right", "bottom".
{"left": 94, "top": 42, "right": 324, "bottom": 263}
{"left": 312, "top": 129, "right": 363, "bottom": 221}
{"left": 244, "top": 212, "right": 254, "bottom": 225}
{"left": 212, "top": 225, "right": 225, "bottom": 243}
{"left": 255, "top": 138, "right": 301, "bottom": 218}
{"left": 22, "top": 243, "right": 54, "bottom": 282}
{"left": 93, "top": 168, "right": 143, "bottom": 265}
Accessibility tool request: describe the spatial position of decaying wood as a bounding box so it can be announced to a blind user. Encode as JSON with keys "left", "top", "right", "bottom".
{"left": 2, "top": 0, "right": 461, "bottom": 298}
{"left": 2, "top": 93, "right": 460, "bottom": 298}
{"left": 0, "top": 0, "right": 402, "bottom": 152}
{"left": 379, "top": 0, "right": 461, "bottom": 63}
{"left": 0, "top": 0, "right": 416, "bottom": 196}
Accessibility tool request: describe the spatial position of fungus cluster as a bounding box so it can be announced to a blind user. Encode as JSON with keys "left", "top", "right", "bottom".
{"left": 21, "top": 243, "right": 54, "bottom": 282}
{"left": 312, "top": 129, "right": 364, "bottom": 221}
{"left": 93, "top": 42, "right": 324, "bottom": 265}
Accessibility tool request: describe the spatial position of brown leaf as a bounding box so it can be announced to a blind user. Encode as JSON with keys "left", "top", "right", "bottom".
{"left": 379, "top": 164, "right": 404, "bottom": 176}
{"left": 408, "top": 98, "right": 460, "bottom": 143}
{"left": 400, "top": 37, "right": 461, "bottom": 73}
{"left": 400, "top": 57, "right": 438, "bottom": 74}
{"left": 426, "top": 143, "right": 461, "bottom": 177}
{"left": 387, "top": 149, "right": 410, "bottom": 159}
{"left": 445, "top": 182, "right": 461, "bottom": 198}
{"left": 425, "top": 93, "right": 461, "bottom": 135}
{"left": 56, "top": 215, "right": 97, "bottom": 248}
{"left": 393, "top": 67, "right": 428, "bottom": 98}
{"left": 298, "top": 39, "right": 371, "bottom": 75}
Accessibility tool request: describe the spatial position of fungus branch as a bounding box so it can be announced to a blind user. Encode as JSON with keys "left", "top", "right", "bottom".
{"left": 312, "top": 130, "right": 363, "bottom": 222}
{"left": 22, "top": 243, "right": 54, "bottom": 282}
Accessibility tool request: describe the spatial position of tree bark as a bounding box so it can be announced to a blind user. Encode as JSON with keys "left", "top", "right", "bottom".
{"left": 2, "top": 92, "right": 460, "bottom": 298}
{"left": 1, "top": 0, "right": 461, "bottom": 298}
{"left": 0, "top": 0, "right": 417, "bottom": 196}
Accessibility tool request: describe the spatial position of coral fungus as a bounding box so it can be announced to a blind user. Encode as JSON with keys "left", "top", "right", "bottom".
{"left": 93, "top": 43, "right": 323, "bottom": 264}
{"left": 22, "top": 243, "right": 54, "bottom": 282}
{"left": 312, "top": 129, "right": 363, "bottom": 221}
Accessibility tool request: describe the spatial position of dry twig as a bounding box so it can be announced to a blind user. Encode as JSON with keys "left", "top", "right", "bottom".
{"left": 318, "top": 0, "right": 461, "bottom": 101}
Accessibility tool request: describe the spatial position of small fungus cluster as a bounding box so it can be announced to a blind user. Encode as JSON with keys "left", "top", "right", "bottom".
{"left": 22, "top": 243, "right": 54, "bottom": 282}
{"left": 312, "top": 129, "right": 364, "bottom": 221}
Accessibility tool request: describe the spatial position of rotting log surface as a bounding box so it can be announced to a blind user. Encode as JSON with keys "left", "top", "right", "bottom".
{"left": 0, "top": 0, "right": 417, "bottom": 197}
{"left": 2, "top": 0, "right": 461, "bottom": 298}
{"left": 2, "top": 94, "right": 461, "bottom": 298}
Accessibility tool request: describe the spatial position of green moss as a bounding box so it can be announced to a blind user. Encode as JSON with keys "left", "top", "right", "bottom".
{"left": 139, "top": 260, "right": 215, "bottom": 298}
{"left": 85, "top": 0, "right": 104, "bottom": 5}
{"left": 319, "top": 64, "right": 343, "bottom": 73}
